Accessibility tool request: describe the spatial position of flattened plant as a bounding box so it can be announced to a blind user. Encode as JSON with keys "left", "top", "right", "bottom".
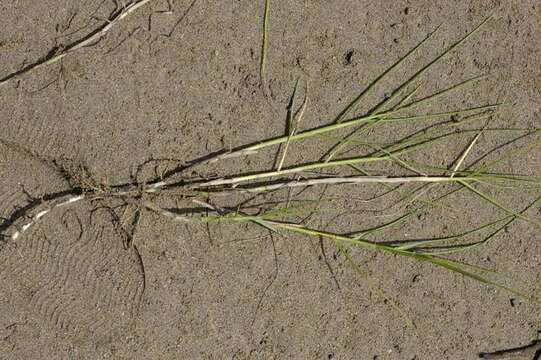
{"left": 2, "top": 13, "right": 540, "bottom": 325}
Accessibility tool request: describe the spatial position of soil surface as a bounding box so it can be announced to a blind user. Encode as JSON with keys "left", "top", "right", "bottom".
{"left": 1, "top": 0, "right": 540, "bottom": 359}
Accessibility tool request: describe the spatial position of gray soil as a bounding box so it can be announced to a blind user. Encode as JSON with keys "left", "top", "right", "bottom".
{"left": 1, "top": 0, "right": 540, "bottom": 359}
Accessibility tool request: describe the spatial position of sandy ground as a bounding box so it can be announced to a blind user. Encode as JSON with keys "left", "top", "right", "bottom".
{"left": 0, "top": 0, "right": 540, "bottom": 359}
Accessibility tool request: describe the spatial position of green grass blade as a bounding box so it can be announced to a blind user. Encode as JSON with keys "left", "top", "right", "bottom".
{"left": 458, "top": 180, "right": 541, "bottom": 228}
{"left": 392, "top": 83, "right": 423, "bottom": 110}
{"left": 353, "top": 212, "right": 415, "bottom": 239}
{"left": 395, "top": 217, "right": 509, "bottom": 250}
{"left": 277, "top": 79, "right": 300, "bottom": 171}
{"left": 334, "top": 25, "right": 441, "bottom": 123}
{"left": 273, "top": 221, "right": 531, "bottom": 300}
{"left": 371, "top": 17, "right": 492, "bottom": 115}
{"left": 259, "top": 0, "right": 270, "bottom": 86}
{"left": 396, "top": 74, "right": 488, "bottom": 112}
{"left": 335, "top": 241, "right": 417, "bottom": 330}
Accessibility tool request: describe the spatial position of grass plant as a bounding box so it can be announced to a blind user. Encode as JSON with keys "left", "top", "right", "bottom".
{"left": 2, "top": 8, "right": 540, "bottom": 328}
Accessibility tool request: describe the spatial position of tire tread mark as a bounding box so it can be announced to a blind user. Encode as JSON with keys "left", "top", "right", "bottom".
{"left": 1, "top": 204, "right": 144, "bottom": 335}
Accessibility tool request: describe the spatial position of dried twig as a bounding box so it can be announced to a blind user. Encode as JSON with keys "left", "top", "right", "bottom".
{"left": 479, "top": 337, "right": 541, "bottom": 359}
{"left": 0, "top": 0, "right": 153, "bottom": 87}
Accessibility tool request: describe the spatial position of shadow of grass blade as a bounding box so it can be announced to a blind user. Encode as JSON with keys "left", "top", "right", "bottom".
{"left": 370, "top": 17, "right": 492, "bottom": 115}
{"left": 328, "top": 74, "right": 488, "bottom": 161}
{"left": 334, "top": 24, "right": 442, "bottom": 123}
{"left": 277, "top": 79, "right": 302, "bottom": 171}
{"left": 458, "top": 180, "right": 541, "bottom": 228}
{"left": 397, "top": 74, "right": 488, "bottom": 112}
{"left": 335, "top": 241, "right": 417, "bottom": 331}
{"left": 272, "top": 222, "right": 532, "bottom": 300}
